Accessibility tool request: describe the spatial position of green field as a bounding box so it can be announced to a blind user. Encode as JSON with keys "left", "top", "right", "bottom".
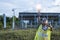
{"left": 0, "top": 28, "right": 60, "bottom": 40}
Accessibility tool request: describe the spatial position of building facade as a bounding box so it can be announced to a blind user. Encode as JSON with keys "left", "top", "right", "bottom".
{"left": 19, "top": 12, "right": 60, "bottom": 28}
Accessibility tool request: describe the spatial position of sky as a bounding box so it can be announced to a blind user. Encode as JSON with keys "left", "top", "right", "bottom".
{"left": 0, "top": 0, "right": 60, "bottom": 17}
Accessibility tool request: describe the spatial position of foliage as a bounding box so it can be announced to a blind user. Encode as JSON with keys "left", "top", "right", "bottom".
{"left": 0, "top": 29, "right": 36, "bottom": 40}
{"left": 0, "top": 15, "right": 19, "bottom": 30}
{"left": 0, "top": 29, "right": 60, "bottom": 40}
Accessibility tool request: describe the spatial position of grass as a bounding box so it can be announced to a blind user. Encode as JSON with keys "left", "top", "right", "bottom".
{"left": 0, "top": 28, "right": 60, "bottom": 40}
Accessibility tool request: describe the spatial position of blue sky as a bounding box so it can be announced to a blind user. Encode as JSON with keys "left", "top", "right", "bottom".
{"left": 0, "top": 0, "right": 60, "bottom": 17}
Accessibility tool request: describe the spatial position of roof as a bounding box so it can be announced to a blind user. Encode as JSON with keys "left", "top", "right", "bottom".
{"left": 19, "top": 12, "right": 60, "bottom": 16}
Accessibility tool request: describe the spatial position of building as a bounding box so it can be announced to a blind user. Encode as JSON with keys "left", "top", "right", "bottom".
{"left": 19, "top": 12, "right": 60, "bottom": 28}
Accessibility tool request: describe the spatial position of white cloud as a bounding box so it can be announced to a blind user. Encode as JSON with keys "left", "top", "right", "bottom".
{"left": 41, "top": 0, "right": 60, "bottom": 13}
{"left": 0, "top": 2, "right": 19, "bottom": 17}
{"left": 53, "top": 0, "right": 60, "bottom": 5}
{"left": 0, "top": 2, "right": 17, "bottom": 8}
{"left": 0, "top": 0, "right": 60, "bottom": 17}
{"left": 41, "top": 6, "right": 60, "bottom": 13}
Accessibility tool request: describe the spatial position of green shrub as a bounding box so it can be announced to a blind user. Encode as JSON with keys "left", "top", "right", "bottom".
{"left": 0, "top": 29, "right": 36, "bottom": 40}
{"left": 0, "top": 29, "right": 60, "bottom": 40}
{"left": 0, "top": 22, "right": 3, "bottom": 30}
